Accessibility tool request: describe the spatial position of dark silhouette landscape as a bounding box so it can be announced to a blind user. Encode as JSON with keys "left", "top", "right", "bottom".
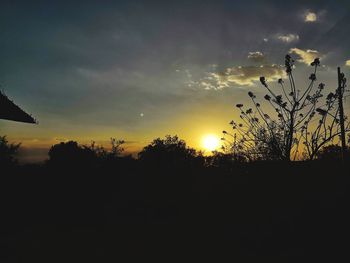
{"left": 1, "top": 0, "right": 350, "bottom": 260}
{"left": 1, "top": 135, "right": 350, "bottom": 259}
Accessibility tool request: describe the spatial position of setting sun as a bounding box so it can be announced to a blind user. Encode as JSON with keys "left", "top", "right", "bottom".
{"left": 202, "top": 134, "right": 220, "bottom": 152}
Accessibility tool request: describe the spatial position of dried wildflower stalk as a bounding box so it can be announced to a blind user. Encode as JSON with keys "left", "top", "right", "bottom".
{"left": 222, "top": 55, "right": 349, "bottom": 161}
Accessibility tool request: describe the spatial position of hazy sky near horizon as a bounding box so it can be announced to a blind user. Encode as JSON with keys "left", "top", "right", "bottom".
{"left": 1, "top": 0, "right": 350, "bottom": 162}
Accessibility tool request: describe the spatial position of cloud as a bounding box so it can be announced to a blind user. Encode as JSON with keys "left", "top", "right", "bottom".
{"left": 277, "top": 34, "right": 300, "bottom": 43}
{"left": 247, "top": 51, "right": 265, "bottom": 62}
{"left": 305, "top": 11, "right": 317, "bottom": 22}
{"left": 289, "top": 48, "right": 323, "bottom": 65}
{"left": 199, "top": 64, "right": 285, "bottom": 89}
{"left": 346, "top": 60, "right": 350, "bottom": 66}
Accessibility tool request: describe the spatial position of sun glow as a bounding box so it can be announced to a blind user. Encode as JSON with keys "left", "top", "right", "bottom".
{"left": 202, "top": 134, "right": 220, "bottom": 152}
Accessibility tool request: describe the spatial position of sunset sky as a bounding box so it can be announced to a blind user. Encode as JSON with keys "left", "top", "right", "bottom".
{"left": 1, "top": 0, "right": 349, "bottom": 162}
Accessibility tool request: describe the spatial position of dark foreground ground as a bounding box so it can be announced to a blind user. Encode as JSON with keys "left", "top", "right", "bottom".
{"left": 1, "top": 161, "right": 350, "bottom": 260}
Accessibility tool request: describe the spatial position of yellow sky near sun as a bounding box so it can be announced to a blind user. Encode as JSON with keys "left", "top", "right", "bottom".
{"left": 2, "top": 101, "right": 237, "bottom": 161}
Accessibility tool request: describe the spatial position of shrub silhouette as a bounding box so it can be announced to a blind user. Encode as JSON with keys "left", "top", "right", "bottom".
{"left": 316, "top": 144, "right": 350, "bottom": 161}
{"left": 0, "top": 135, "right": 20, "bottom": 166}
{"left": 207, "top": 151, "right": 246, "bottom": 169}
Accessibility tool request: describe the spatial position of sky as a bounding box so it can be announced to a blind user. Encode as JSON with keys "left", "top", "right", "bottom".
{"left": 1, "top": 0, "right": 350, "bottom": 162}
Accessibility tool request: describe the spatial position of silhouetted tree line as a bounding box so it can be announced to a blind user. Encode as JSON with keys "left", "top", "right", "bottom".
{"left": 1, "top": 134, "right": 348, "bottom": 173}
{"left": 2, "top": 133, "right": 349, "bottom": 258}
{"left": 1, "top": 129, "right": 349, "bottom": 259}
{"left": 46, "top": 138, "right": 134, "bottom": 170}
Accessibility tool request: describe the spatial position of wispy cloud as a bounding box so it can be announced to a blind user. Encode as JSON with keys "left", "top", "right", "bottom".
{"left": 289, "top": 48, "right": 323, "bottom": 65}
{"left": 247, "top": 51, "right": 265, "bottom": 62}
{"left": 277, "top": 34, "right": 300, "bottom": 43}
{"left": 199, "top": 64, "right": 285, "bottom": 89}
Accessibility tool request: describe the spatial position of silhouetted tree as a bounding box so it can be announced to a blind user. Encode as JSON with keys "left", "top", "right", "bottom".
{"left": 89, "top": 138, "right": 125, "bottom": 161}
{"left": 0, "top": 135, "right": 20, "bottom": 166}
{"left": 223, "top": 55, "right": 349, "bottom": 161}
{"left": 47, "top": 141, "right": 97, "bottom": 168}
{"left": 138, "top": 135, "right": 197, "bottom": 168}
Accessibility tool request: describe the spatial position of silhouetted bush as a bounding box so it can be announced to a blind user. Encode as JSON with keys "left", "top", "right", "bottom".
{"left": 206, "top": 151, "right": 245, "bottom": 169}
{"left": 316, "top": 144, "right": 350, "bottom": 161}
